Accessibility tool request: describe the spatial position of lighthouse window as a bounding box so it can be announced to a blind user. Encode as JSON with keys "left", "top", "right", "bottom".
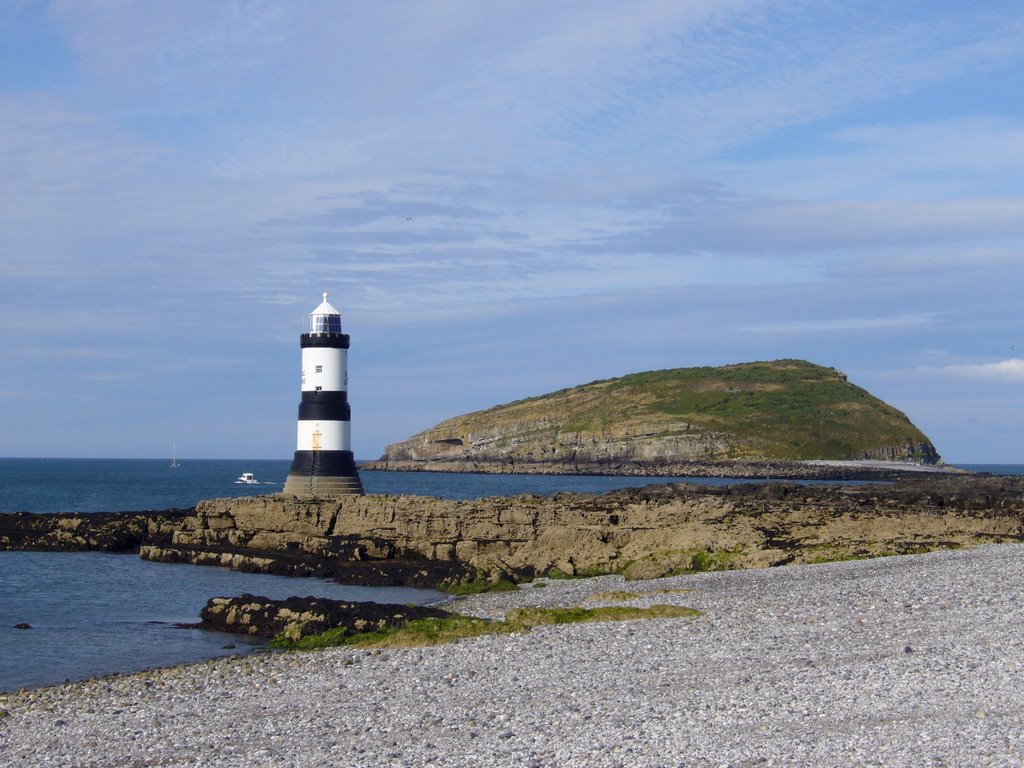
{"left": 313, "top": 315, "right": 342, "bottom": 334}
{"left": 315, "top": 365, "right": 323, "bottom": 373}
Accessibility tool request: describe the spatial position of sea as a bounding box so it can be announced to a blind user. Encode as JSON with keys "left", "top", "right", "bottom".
{"left": 0, "top": 458, "right": 1019, "bottom": 692}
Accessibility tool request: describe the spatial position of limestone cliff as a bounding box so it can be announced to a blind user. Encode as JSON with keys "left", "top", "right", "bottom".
{"left": 367, "top": 359, "right": 939, "bottom": 473}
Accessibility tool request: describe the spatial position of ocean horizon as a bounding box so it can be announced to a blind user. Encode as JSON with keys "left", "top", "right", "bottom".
{"left": 2, "top": 457, "right": 1017, "bottom": 516}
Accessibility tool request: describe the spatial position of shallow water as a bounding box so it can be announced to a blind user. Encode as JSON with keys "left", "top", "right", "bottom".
{"left": 0, "top": 551, "right": 442, "bottom": 692}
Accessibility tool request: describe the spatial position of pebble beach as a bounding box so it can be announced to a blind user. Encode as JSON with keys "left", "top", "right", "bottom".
{"left": 2, "top": 545, "right": 1023, "bottom": 767}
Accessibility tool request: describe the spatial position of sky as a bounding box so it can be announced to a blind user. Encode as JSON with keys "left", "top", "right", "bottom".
{"left": 1, "top": 0, "right": 1023, "bottom": 463}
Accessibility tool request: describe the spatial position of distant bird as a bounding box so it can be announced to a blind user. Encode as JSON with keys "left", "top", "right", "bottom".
{"left": 406, "top": 216, "right": 412, "bottom": 221}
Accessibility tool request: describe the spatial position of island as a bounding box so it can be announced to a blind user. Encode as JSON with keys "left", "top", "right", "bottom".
{"left": 363, "top": 359, "right": 941, "bottom": 477}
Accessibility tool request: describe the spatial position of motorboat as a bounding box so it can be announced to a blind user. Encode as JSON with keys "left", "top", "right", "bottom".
{"left": 235, "top": 472, "right": 258, "bottom": 484}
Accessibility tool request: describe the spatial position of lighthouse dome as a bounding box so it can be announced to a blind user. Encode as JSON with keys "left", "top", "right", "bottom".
{"left": 310, "top": 291, "right": 342, "bottom": 334}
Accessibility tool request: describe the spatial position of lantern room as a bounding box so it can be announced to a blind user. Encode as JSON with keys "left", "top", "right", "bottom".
{"left": 310, "top": 292, "right": 342, "bottom": 335}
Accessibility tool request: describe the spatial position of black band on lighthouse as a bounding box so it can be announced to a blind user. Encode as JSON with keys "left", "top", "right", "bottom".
{"left": 298, "top": 401, "right": 351, "bottom": 421}
{"left": 289, "top": 450, "right": 358, "bottom": 476}
{"left": 300, "top": 333, "right": 350, "bottom": 349}
{"left": 300, "top": 391, "right": 348, "bottom": 404}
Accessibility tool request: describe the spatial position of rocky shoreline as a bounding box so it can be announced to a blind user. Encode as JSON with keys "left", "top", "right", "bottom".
{"left": 4, "top": 473, "right": 1024, "bottom": 763}
{"left": 361, "top": 457, "right": 959, "bottom": 480}
{"left": 0, "top": 508, "right": 190, "bottom": 551}
{"left": 197, "top": 594, "right": 452, "bottom": 640}
{"left": 3, "top": 474, "right": 1021, "bottom": 591}
{"left": 3, "top": 544, "right": 1024, "bottom": 766}
{"left": 140, "top": 474, "right": 1024, "bottom": 586}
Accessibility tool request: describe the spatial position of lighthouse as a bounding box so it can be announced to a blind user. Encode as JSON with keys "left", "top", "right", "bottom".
{"left": 282, "top": 292, "right": 364, "bottom": 496}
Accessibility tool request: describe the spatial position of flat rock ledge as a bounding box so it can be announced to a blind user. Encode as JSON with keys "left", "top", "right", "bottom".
{"left": 198, "top": 594, "right": 452, "bottom": 641}
{"left": 6, "top": 475, "right": 1023, "bottom": 591}
{"left": 141, "top": 475, "right": 1024, "bottom": 587}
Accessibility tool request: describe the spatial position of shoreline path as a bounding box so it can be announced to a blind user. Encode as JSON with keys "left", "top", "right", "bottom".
{"left": 2, "top": 545, "right": 1022, "bottom": 766}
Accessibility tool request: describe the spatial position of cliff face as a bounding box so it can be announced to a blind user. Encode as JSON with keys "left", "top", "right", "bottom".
{"left": 139, "top": 478, "right": 1024, "bottom": 584}
{"left": 368, "top": 360, "right": 940, "bottom": 472}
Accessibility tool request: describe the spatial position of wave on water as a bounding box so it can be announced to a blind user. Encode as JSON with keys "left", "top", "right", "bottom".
{"left": 0, "top": 551, "right": 442, "bottom": 693}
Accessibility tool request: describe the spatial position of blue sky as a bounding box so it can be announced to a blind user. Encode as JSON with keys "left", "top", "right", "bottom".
{"left": 1, "top": 0, "right": 1022, "bottom": 463}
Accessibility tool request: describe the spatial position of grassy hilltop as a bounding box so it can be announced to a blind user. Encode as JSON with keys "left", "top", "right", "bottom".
{"left": 377, "top": 359, "right": 939, "bottom": 466}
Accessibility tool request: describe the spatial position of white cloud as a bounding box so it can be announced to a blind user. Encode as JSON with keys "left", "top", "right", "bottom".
{"left": 0, "top": 95, "right": 155, "bottom": 201}
{"left": 831, "top": 117, "right": 1024, "bottom": 174}
{"left": 49, "top": 0, "right": 291, "bottom": 86}
{"left": 742, "top": 314, "right": 936, "bottom": 334}
{"left": 186, "top": 2, "right": 1024, "bottom": 180}
{"left": 731, "top": 116, "right": 1024, "bottom": 202}
{"left": 4, "top": 2, "right": 1024, "bottom": 459}
{"left": 920, "top": 359, "right": 1024, "bottom": 384}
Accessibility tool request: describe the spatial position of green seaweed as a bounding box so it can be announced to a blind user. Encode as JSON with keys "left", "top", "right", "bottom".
{"left": 271, "top": 604, "right": 700, "bottom": 651}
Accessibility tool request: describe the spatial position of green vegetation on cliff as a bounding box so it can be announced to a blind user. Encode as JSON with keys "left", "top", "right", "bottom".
{"left": 380, "top": 359, "right": 938, "bottom": 464}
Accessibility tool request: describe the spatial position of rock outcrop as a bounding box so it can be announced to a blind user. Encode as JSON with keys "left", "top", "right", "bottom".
{"left": 0, "top": 509, "right": 191, "bottom": 552}
{"left": 199, "top": 595, "right": 452, "bottom": 640}
{"left": 363, "top": 459, "right": 945, "bottom": 480}
{"left": 366, "top": 360, "right": 941, "bottom": 474}
{"left": 140, "top": 476, "right": 1024, "bottom": 584}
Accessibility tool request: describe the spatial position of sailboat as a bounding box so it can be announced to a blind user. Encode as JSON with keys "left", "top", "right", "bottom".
{"left": 170, "top": 443, "right": 180, "bottom": 468}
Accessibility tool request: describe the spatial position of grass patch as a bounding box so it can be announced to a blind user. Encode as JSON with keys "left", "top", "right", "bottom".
{"left": 804, "top": 540, "right": 964, "bottom": 565}
{"left": 545, "top": 564, "right": 612, "bottom": 580}
{"left": 622, "top": 547, "right": 742, "bottom": 580}
{"left": 345, "top": 615, "right": 502, "bottom": 648}
{"left": 689, "top": 549, "right": 734, "bottom": 573}
{"left": 586, "top": 588, "right": 693, "bottom": 602}
{"left": 270, "top": 626, "right": 350, "bottom": 650}
{"left": 272, "top": 604, "right": 700, "bottom": 651}
{"left": 505, "top": 605, "right": 697, "bottom": 627}
{"left": 806, "top": 552, "right": 874, "bottom": 565}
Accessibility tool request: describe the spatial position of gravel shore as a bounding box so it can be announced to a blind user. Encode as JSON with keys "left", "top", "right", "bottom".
{"left": 2, "top": 545, "right": 1023, "bottom": 767}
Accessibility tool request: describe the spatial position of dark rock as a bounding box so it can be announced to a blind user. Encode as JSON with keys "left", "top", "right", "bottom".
{"left": 139, "top": 542, "right": 471, "bottom": 587}
{"left": 199, "top": 594, "right": 453, "bottom": 640}
{"left": 361, "top": 458, "right": 946, "bottom": 481}
{"left": 0, "top": 508, "right": 191, "bottom": 552}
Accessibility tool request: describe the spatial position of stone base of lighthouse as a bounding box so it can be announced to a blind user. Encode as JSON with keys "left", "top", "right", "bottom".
{"left": 282, "top": 450, "right": 364, "bottom": 497}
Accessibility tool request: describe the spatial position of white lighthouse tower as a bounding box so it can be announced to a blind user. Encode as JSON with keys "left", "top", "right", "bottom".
{"left": 282, "top": 292, "right": 364, "bottom": 496}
